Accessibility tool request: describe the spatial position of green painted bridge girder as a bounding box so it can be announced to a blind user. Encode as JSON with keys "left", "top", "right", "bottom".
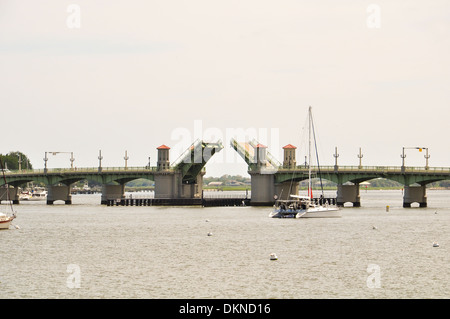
{"left": 272, "top": 165, "right": 450, "bottom": 186}
{"left": 4, "top": 164, "right": 450, "bottom": 189}
{"left": 1, "top": 167, "right": 158, "bottom": 187}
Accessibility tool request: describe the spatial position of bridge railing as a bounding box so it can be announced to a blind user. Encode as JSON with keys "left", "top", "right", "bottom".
{"left": 275, "top": 165, "right": 450, "bottom": 174}
{"left": 3, "top": 166, "right": 162, "bottom": 175}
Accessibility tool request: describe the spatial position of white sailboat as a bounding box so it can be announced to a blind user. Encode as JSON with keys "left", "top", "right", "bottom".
{"left": 270, "top": 106, "right": 341, "bottom": 218}
{"left": 0, "top": 158, "right": 17, "bottom": 229}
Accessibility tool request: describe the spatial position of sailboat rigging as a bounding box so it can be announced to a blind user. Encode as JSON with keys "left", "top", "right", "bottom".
{"left": 269, "top": 106, "right": 341, "bottom": 218}
{"left": 0, "top": 156, "right": 17, "bottom": 229}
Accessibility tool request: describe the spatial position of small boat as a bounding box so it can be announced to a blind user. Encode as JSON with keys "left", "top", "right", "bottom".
{"left": 23, "top": 188, "right": 47, "bottom": 201}
{"left": 19, "top": 190, "right": 32, "bottom": 200}
{"left": 0, "top": 158, "right": 17, "bottom": 230}
{"left": 270, "top": 253, "right": 278, "bottom": 260}
{"left": 0, "top": 212, "right": 16, "bottom": 230}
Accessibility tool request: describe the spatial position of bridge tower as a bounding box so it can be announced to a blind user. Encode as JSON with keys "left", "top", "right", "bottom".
{"left": 154, "top": 141, "right": 223, "bottom": 200}
{"left": 154, "top": 144, "right": 180, "bottom": 199}
{"left": 157, "top": 145, "right": 171, "bottom": 170}
{"left": 282, "top": 144, "right": 296, "bottom": 169}
{"left": 275, "top": 144, "right": 299, "bottom": 200}
{"left": 231, "top": 139, "right": 297, "bottom": 204}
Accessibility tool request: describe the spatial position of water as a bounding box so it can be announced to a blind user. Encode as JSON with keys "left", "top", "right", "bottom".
{"left": 0, "top": 190, "right": 448, "bottom": 299}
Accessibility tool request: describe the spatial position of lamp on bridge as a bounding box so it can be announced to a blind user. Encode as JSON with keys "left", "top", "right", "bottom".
{"left": 70, "top": 152, "right": 75, "bottom": 170}
{"left": 44, "top": 152, "right": 48, "bottom": 173}
{"left": 124, "top": 151, "right": 129, "bottom": 170}
{"left": 357, "top": 147, "right": 363, "bottom": 169}
{"left": 43, "top": 151, "right": 75, "bottom": 173}
{"left": 424, "top": 148, "right": 430, "bottom": 170}
{"left": 98, "top": 150, "right": 103, "bottom": 172}
{"left": 333, "top": 147, "right": 339, "bottom": 172}
{"left": 401, "top": 147, "right": 429, "bottom": 172}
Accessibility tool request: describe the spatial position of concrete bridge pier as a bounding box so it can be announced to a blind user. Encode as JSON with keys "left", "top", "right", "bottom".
{"left": 249, "top": 173, "right": 275, "bottom": 206}
{"left": 154, "top": 172, "right": 203, "bottom": 199}
{"left": 101, "top": 184, "right": 125, "bottom": 205}
{"left": 336, "top": 184, "right": 361, "bottom": 207}
{"left": 274, "top": 181, "right": 299, "bottom": 200}
{"left": 47, "top": 184, "right": 72, "bottom": 205}
{"left": 154, "top": 173, "right": 178, "bottom": 199}
{"left": 403, "top": 185, "right": 427, "bottom": 207}
{"left": 181, "top": 174, "right": 203, "bottom": 199}
{"left": 0, "top": 187, "right": 20, "bottom": 204}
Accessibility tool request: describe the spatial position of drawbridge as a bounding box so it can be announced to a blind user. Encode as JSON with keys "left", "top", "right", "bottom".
{"left": 171, "top": 139, "right": 224, "bottom": 183}
{"left": 230, "top": 138, "right": 281, "bottom": 170}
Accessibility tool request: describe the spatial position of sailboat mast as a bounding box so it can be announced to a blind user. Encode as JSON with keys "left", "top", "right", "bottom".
{"left": 308, "top": 106, "right": 312, "bottom": 197}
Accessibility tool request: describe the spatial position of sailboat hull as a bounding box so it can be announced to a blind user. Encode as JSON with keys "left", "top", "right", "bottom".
{"left": 0, "top": 217, "right": 13, "bottom": 229}
{"left": 299, "top": 207, "right": 341, "bottom": 218}
{"left": 270, "top": 206, "right": 341, "bottom": 218}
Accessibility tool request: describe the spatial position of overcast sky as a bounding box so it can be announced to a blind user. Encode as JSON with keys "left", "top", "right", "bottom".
{"left": 0, "top": 0, "right": 449, "bottom": 176}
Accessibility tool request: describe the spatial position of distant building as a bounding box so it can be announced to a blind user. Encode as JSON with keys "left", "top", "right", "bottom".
{"left": 226, "top": 180, "right": 245, "bottom": 186}
{"left": 208, "top": 182, "right": 223, "bottom": 186}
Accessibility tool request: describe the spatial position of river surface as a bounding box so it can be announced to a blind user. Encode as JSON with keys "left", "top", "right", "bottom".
{"left": 0, "top": 190, "right": 448, "bottom": 299}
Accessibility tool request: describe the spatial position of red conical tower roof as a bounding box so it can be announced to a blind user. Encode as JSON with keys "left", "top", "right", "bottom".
{"left": 157, "top": 145, "right": 170, "bottom": 150}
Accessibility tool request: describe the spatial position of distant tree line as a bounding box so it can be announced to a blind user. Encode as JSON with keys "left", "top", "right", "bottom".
{"left": 0, "top": 151, "right": 33, "bottom": 170}
{"left": 203, "top": 175, "right": 251, "bottom": 185}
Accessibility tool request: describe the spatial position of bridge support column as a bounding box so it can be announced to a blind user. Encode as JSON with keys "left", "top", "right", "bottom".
{"left": 274, "top": 181, "right": 299, "bottom": 200}
{"left": 249, "top": 173, "right": 275, "bottom": 206}
{"left": 403, "top": 185, "right": 427, "bottom": 207}
{"left": 336, "top": 184, "right": 360, "bottom": 207}
{"left": 101, "top": 184, "right": 125, "bottom": 205}
{"left": 154, "top": 173, "right": 180, "bottom": 199}
{"left": 154, "top": 172, "right": 203, "bottom": 199}
{"left": 181, "top": 174, "right": 203, "bottom": 199}
{"left": 47, "top": 185, "right": 72, "bottom": 205}
{"left": 0, "top": 187, "right": 20, "bottom": 204}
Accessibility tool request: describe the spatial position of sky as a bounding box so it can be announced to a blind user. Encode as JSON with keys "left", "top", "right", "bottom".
{"left": 0, "top": 0, "right": 449, "bottom": 177}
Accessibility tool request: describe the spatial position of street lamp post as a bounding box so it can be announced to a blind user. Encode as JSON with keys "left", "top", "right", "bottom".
{"left": 124, "top": 151, "right": 129, "bottom": 170}
{"left": 357, "top": 147, "right": 363, "bottom": 169}
{"left": 401, "top": 147, "right": 429, "bottom": 172}
{"left": 424, "top": 148, "right": 430, "bottom": 170}
{"left": 98, "top": 150, "right": 103, "bottom": 172}
{"left": 44, "top": 151, "right": 75, "bottom": 173}
{"left": 70, "top": 152, "right": 75, "bottom": 170}
{"left": 401, "top": 147, "right": 407, "bottom": 173}
{"left": 333, "top": 147, "right": 339, "bottom": 172}
{"left": 44, "top": 152, "right": 48, "bottom": 173}
{"left": 18, "top": 154, "right": 22, "bottom": 171}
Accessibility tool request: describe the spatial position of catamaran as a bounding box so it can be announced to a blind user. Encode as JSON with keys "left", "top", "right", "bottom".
{"left": 0, "top": 158, "right": 17, "bottom": 229}
{"left": 270, "top": 106, "right": 341, "bottom": 218}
